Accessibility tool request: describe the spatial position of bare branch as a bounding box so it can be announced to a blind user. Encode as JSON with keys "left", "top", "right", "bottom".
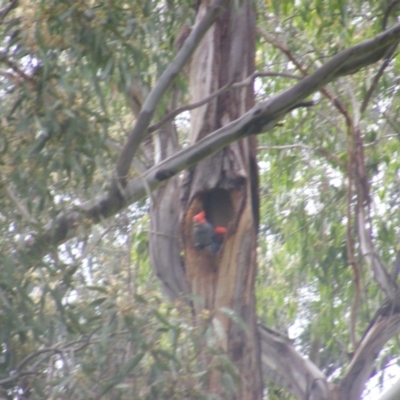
{"left": 148, "top": 70, "right": 302, "bottom": 134}
{"left": 106, "top": 138, "right": 148, "bottom": 173}
{"left": 148, "top": 81, "right": 234, "bottom": 134}
{"left": 340, "top": 303, "right": 400, "bottom": 400}
{"left": 254, "top": 71, "right": 302, "bottom": 80}
{"left": 260, "top": 296, "right": 400, "bottom": 400}
{"left": 115, "top": 0, "right": 229, "bottom": 184}
{"left": 258, "top": 23, "right": 400, "bottom": 117}
{"left": 149, "top": 122, "right": 189, "bottom": 300}
{"left": 19, "top": 22, "right": 400, "bottom": 263}
{"left": 357, "top": 206, "right": 398, "bottom": 300}
{"left": 360, "top": 43, "right": 398, "bottom": 114}
{"left": 258, "top": 25, "right": 393, "bottom": 123}
{"left": 382, "top": 0, "right": 400, "bottom": 30}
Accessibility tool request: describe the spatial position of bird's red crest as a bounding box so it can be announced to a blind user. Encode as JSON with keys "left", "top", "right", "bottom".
{"left": 193, "top": 211, "right": 206, "bottom": 224}
{"left": 214, "top": 226, "right": 227, "bottom": 236}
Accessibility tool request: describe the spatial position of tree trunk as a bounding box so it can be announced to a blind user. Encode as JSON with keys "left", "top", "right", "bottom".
{"left": 149, "top": 123, "right": 189, "bottom": 300}
{"left": 181, "top": 1, "right": 262, "bottom": 398}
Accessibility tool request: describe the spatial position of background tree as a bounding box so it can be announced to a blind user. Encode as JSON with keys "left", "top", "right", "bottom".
{"left": 1, "top": 0, "right": 400, "bottom": 399}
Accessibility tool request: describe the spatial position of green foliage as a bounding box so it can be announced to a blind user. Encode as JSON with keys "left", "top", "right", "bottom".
{"left": 255, "top": 0, "right": 400, "bottom": 388}
{"left": 1, "top": 215, "right": 239, "bottom": 399}
{"left": 1, "top": 285, "right": 239, "bottom": 399}
{"left": 1, "top": 0, "right": 192, "bottom": 227}
{"left": 1, "top": 0, "right": 400, "bottom": 398}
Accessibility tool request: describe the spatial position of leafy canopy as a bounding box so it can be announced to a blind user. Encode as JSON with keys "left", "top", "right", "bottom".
{"left": 1, "top": 0, "right": 400, "bottom": 398}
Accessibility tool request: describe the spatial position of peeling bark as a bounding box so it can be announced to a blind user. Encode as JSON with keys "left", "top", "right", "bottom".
{"left": 181, "top": 1, "right": 262, "bottom": 398}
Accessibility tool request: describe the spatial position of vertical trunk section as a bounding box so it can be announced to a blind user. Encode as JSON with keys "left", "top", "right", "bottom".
{"left": 181, "top": 1, "right": 262, "bottom": 398}
{"left": 149, "top": 122, "right": 189, "bottom": 300}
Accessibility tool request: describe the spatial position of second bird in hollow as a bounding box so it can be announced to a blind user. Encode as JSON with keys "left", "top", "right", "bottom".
{"left": 192, "top": 211, "right": 227, "bottom": 254}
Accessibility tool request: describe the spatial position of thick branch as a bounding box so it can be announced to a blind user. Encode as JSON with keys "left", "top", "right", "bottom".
{"left": 21, "top": 23, "right": 400, "bottom": 263}
{"left": 258, "top": 25, "right": 399, "bottom": 121}
{"left": 378, "top": 376, "right": 400, "bottom": 400}
{"left": 116, "top": 9, "right": 400, "bottom": 186}
{"left": 260, "top": 23, "right": 400, "bottom": 118}
{"left": 260, "top": 297, "right": 400, "bottom": 400}
{"left": 340, "top": 305, "right": 400, "bottom": 400}
{"left": 357, "top": 206, "right": 398, "bottom": 300}
{"left": 258, "top": 325, "right": 331, "bottom": 400}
